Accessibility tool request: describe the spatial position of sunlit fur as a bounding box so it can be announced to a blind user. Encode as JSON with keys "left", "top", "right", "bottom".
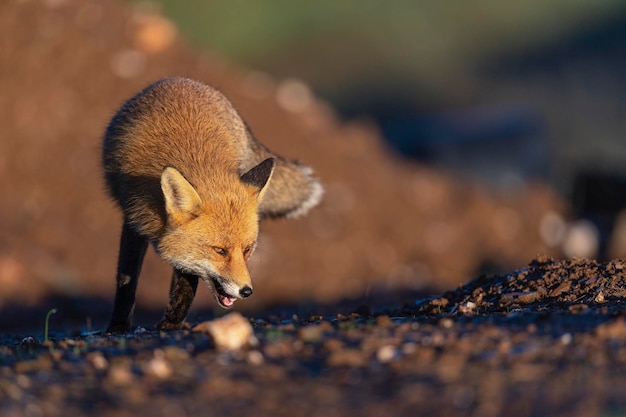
{"left": 156, "top": 168, "right": 261, "bottom": 299}
{"left": 103, "top": 77, "right": 322, "bottom": 308}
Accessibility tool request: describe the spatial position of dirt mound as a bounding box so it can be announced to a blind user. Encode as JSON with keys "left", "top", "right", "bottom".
{"left": 0, "top": 0, "right": 563, "bottom": 319}
{"left": 413, "top": 257, "right": 626, "bottom": 318}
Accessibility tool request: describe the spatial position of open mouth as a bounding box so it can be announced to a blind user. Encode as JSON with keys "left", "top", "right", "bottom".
{"left": 209, "top": 276, "right": 237, "bottom": 309}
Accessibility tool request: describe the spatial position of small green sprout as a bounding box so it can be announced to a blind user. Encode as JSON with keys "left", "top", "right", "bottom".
{"left": 44, "top": 308, "right": 57, "bottom": 342}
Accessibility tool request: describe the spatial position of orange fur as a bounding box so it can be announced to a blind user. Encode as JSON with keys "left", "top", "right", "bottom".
{"left": 103, "top": 77, "right": 321, "bottom": 331}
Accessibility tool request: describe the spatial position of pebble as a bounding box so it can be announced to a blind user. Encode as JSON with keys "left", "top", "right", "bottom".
{"left": 327, "top": 349, "right": 367, "bottom": 367}
{"left": 144, "top": 349, "right": 172, "bottom": 379}
{"left": 193, "top": 312, "right": 257, "bottom": 351}
{"left": 560, "top": 333, "right": 573, "bottom": 345}
{"left": 459, "top": 301, "right": 477, "bottom": 315}
{"left": 440, "top": 318, "right": 454, "bottom": 329}
{"left": 247, "top": 350, "right": 264, "bottom": 366}
{"left": 376, "top": 345, "right": 398, "bottom": 363}
{"left": 163, "top": 346, "right": 190, "bottom": 362}
{"left": 134, "top": 326, "right": 148, "bottom": 335}
{"left": 107, "top": 360, "right": 134, "bottom": 386}
{"left": 20, "top": 336, "right": 38, "bottom": 346}
{"left": 87, "top": 351, "right": 108, "bottom": 371}
{"left": 402, "top": 343, "right": 418, "bottom": 355}
{"left": 299, "top": 324, "right": 325, "bottom": 342}
{"left": 595, "top": 290, "right": 606, "bottom": 303}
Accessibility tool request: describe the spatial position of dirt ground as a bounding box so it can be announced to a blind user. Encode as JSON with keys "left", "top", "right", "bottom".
{"left": 2, "top": 1, "right": 625, "bottom": 417}
{"left": 3, "top": 257, "right": 626, "bottom": 417}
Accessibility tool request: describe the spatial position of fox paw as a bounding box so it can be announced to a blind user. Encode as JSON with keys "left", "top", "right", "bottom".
{"left": 156, "top": 320, "right": 189, "bottom": 331}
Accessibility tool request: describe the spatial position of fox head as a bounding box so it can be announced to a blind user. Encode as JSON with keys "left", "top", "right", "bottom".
{"left": 155, "top": 158, "right": 275, "bottom": 309}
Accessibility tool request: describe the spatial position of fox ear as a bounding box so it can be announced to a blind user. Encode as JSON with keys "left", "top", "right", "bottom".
{"left": 241, "top": 158, "right": 275, "bottom": 200}
{"left": 161, "top": 167, "right": 202, "bottom": 219}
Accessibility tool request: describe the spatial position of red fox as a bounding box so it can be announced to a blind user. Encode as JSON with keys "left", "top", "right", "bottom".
{"left": 102, "top": 77, "right": 322, "bottom": 332}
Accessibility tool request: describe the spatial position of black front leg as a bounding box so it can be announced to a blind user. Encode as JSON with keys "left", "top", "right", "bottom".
{"left": 106, "top": 221, "right": 148, "bottom": 333}
{"left": 156, "top": 269, "right": 199, "bottom": 330}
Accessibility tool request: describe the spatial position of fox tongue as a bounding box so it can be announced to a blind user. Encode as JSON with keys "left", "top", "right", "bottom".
{"left": 219, "top": 294, "right": 236, "bottom": 308}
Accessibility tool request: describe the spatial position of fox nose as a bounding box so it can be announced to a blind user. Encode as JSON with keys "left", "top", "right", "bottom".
{"left": 239, "top": 286, "right": 253, "bottom": 298}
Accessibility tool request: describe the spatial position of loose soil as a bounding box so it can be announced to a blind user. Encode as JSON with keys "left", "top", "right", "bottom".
{"left": 3, "top": 257, "right": 626, "bottom": 417}
{"left": 2, "top": 2, "right": 625, "bottom": 417}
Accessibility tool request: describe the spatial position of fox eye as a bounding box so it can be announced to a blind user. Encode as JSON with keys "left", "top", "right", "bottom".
{"left": 243, "top": 246, "right": 253, "bottom": 257}
{"left": 213, "top": 247, "right": 228, "bottom": 257}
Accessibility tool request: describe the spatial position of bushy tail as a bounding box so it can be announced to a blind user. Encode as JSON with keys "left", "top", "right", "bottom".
{"left": 241, "top": 127, "right": 323, "bottom": 219}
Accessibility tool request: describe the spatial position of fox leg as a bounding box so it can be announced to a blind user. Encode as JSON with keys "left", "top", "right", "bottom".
{"left": 156, "top": 269, "right": 198, "bottom": 330}
{"left": 106, "top": 221, "right": 148, "bottom": 333}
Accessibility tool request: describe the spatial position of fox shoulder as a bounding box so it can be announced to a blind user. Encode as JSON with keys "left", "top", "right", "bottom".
{"left": 239, "top": 127, "right": 323, "bottom": 219}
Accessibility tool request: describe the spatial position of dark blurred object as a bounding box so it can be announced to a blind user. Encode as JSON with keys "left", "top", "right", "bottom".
{"left": 572, "top": 171, "right": 626, "bottom": 261}
{"left": 482, "top": 12, "right": 626, "bottom": 194}
{"left": 380, "top": 104, "right": 549, "bottom": 190}
{"left": 486, "top": 13, "right": 626, "bottom": 79}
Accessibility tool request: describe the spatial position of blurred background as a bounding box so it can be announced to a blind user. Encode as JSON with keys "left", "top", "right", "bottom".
{"left": 0, "top": 0, "right": 625, "bottom": 332}
{"left": 158, "top": 0, "right": 626, "bottom": 182}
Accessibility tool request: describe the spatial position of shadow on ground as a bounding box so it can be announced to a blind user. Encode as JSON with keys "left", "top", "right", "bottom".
{"left": 0, "top": 286, "right": 437, "bottom": 341}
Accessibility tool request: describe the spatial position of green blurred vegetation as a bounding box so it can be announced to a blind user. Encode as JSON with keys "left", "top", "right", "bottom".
{"left": 145, "top": 0, "right": 625, "bottom": 104}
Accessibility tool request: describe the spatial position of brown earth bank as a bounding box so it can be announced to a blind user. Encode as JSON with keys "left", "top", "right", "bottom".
{"left": 0, "top": 0, "right": 564, "bottom": 316}
{"left": 2, "top": 257, "right": 626, "bottom": 417}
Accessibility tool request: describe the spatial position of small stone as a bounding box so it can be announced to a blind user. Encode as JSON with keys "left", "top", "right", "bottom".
{"left": 430, "top": 297, "right": 449, "bottom": 307}
{"left": 15, "top": 374, "right": 30, "bottom": 389}
{"left": 107, "top": 361, "right": 134, "bottom": 386}
{"left": 560, "top": 333, "right": 573, "bottom": 345}
{"left": 299, "top": 324, "right": 325, "bottom": 342}
{"left": 144, "top": 349, "right": 172, "bottom": 379}
{"left": 327, "top": 349, "right": 367, "bottom": 367}
{"left": 247, "top": 350, "right": 264, "bottom": 366}
{"left": 134, "top": 326, "right": 148, "bottom": 335}
{"left": 376, "top": 345, "right": 398, "bottom": 363}
{"left": 87, "top": 351, "right": 108, "bottom": 371}
{"left": 193, "top": 312, "right": 256, "bottom": 351}
{"left": 595, "top": 290, "right": 606, "bottom": 303}
{"left": 549, "top": 281, "right": 571, "bottom": 297}
{"left": 20, "top": 336, "right": 39, "bottom": 347}
{"left": 569, "top": 304, "right": 589, "bottom": 314}
{"left": 163, "top": 346, "right": 190, "bottom": 362}
{"left": 459, "top": 301, "right": 477, "bottom": 315}
{"left": 49, "top": 349, "right": 63, "bottom": 362}
{"left": 323, "top": 338, "right": 344, "bottom": 352}
{"left": 500, "top": 289, "right": 545, "bottom": 306}
{"left": 402, "top": 343, "right": 418, "bottom": 355}
{"left": 439, "top": 318, "right": 454, "bottom": 329}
